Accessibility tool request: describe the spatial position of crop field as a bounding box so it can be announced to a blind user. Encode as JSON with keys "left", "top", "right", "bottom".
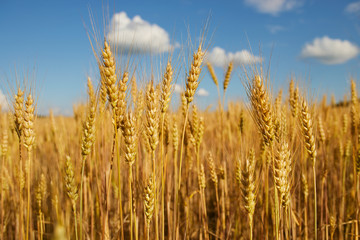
{"left": 1, "top": 37, "right": 359, "bottom": 240}
{"left": 1, "top": 2, "right": 360, "bottom": 240}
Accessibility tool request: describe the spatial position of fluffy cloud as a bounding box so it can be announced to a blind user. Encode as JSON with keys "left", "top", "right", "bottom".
{"left": 0, "top": 90, "right": 7, "bottom": 110}
{"left": 244, "top": 0, "right": 301, "bottom": 15}
{"left": 107, "top": 12, "right": 174, "bottom": 54}
{"left": 267, "top": 25, "right": 285, "bottom": 34}
{"left": 173, "top": 84, "right": 208, "bottom": 97}
{"left": 174, "top": 84, "right": 183, "bottom": 93}
{"left": 300, "top": 36, "right": 359, "bottom": 64}
{"left": 345, "top": 2, "right": 360, "bottom": 14}
{"left": 206, "top": 47, "right": 262, "bottom": 68}
{"left": 197, "top": 88, "right": 209, "bottom": 97}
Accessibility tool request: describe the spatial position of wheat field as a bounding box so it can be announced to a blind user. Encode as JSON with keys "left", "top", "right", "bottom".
{"left": 0, "top": 32, "right": 359, "bottom": 240}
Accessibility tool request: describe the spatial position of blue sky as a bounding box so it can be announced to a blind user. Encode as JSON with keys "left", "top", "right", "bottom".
{"left": 1, "top": 0, "right": 360, "bottom": 115}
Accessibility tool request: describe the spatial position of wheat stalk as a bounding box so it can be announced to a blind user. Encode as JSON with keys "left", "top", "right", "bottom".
{"left": 241, "top": 148, "right": 256, "bottom": 240}
{"left": 300, "top": 98, "right": 317, "bottom": 240}
{"left": 64, "top": 156, "right": 78, "bottom": 240}
{"left": 23, "top": 93, "right": 35, "bottom": 240}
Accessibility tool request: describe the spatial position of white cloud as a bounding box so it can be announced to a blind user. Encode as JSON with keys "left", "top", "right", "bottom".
{"left": 244, "top": 0, "right": 301, "bottom": 15}
{"left": 206, "top": 47, "right": 262, "bottom": 68}
{"left": 174, "top": 84, "right": 183, "bottom": 93}
{"left": 345, "top": 2, "right": 360, "bottom": 14}
{"left": 267, "top": 25, "right": 285, "bottom": 34}
{"left": 107, "top": 12, "right": 174, "bottom": 54}
{"left": 0, "top": 90, "right": 7, "bottom": 111}
{"left": 300, "top": 36, "right": 359, "bottom": 64}
{"left": 197, "top": 88, "right": 209, "bottom": 97}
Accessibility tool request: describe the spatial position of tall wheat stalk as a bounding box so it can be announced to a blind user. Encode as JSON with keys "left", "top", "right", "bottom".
{"left": 101, "top": 39, "right": 124, "bottom": 239}
{"left": 177, "top": 45, "right": 204, "bottom": 238}
{"left": 23, "top": 93, "right": 35, "bottom": 240}
{"left": 159, "top": 61, "right": 173, "bottom": 240}
{"left": 79, "top": 77, "right": 96, "bottom": 240}
{"left": 300, "top": 98, "right": 317, "bottom": 240}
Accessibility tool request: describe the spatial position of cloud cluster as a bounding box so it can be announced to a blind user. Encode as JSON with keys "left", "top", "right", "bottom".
{"left": 0, "top": 90, "right": 7, "bottom": 110}
{"left": 206, "top": 47, "right": 262, "bottom": 68}
{"left": 197, "top": 88, "right": 209, "bottom": 97}
{"left": 300, "top": 36, "right": 359, "bottom": 64}
{"left": 345, "top": 2, "right": 360, "bottom": 14}
{"left": 244, "top": 0, "right": 301, "bottom": 15}
{"left": 107, "top": 12, "right": 174, "bottom": 54}
{"left": 174, "top": 84, "right": 183, "bottom": 93}
{"left": 174, "top": 84, "right": 209, "bottom": 97}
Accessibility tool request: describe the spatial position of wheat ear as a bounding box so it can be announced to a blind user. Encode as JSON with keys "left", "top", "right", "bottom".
{"left": 300, "top": 98, "right": 317, "bottom": 240}
{"left": 241, "top": 148, "right": 256, "bottom": 240}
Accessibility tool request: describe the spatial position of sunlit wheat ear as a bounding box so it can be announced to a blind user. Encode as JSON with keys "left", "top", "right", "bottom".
{"left": 101, "top": 39, "right": 119, "bottom": 118}
{"left": 145, "top": 83, "right": 159, "bottom": 152}
{"left": 239, "top": 110, "right": 244, "bottom": 135}
{"left": 275, "top": 89, "right": 282, "bottom": 115}
{"left": 248, "top": 75, "right": 274, "bottom": 146}
{"left": 181, "top": 92, "right": 187, "bottom": 118}
{"left": 289, "top": 80, "right": 299, "bottom": 118}
{"left": 185, "top": 45, "right": 205, "bottom": 105}
{"left": 16, "top": 165, "right": 25, "bottom": 192}
{"left": 342, "top": 114, "right": 349, "bottom": 135}
{"left": 273, "top": 141, "right": 292, "bottom": 207}
{"left": 198, "top": 164, "right": 206, "bottom": 189}
{"left": 207, "top": 152, "right": 218, "bottom": 185}
{"left": 64, "top": 156, "right": 78, "bottom": 206}
{"left": 185, "top": 120, "right": 196, "bottom": 148}
{"left": 117, "top": 71, "right": 129, "bottom": 129}
{"left": 190, "top": 105, "right": 199, "bottom": 141}
{"left": 123, "top": 112, "right": 137, "bottom": 166}
{"left": 1, "top": 129, "right": 8, "bottom": 157}
{"left": 301, "top": 173, "right": 309, "bottom": 198}
{"left": 99, "top": 65, "right": 108, "bottom": 112}
{"left": 223, "top": 61, "right": 233, "bottom": 93}
{"left": 64, "top": 155, "right": 78, "bottom": 239}
{"left": 172, "top": 118, "right": 179, "bottom": 152}
{"left": 351, "top": 104, "right": 357, "bottom": 136}
{"left": 234, "top": 158, "right": 241, "bottom": 186}
{"left": 318, "top": 116, "right": 326, "bottom": 145}
{"left": 160, "top": 61, "right": 173, "bottom": 113}
{"left": 36, "top": 174, "right": 47, "bottom": 213}
{"left": 300, "top": 98, "right": 316, "bottom": 163}
{"left": 135, "top": 90, "right": 144, "bottom": 127}
{"left": 14, "top": 88, "right": 24, "bottom": 138}
{"left": 274, "top": 108, "right": 287, "bottom": 143}
{"left": 350, "top": 79, "right": 358, "bottom": 136}
{"left": 241, "top": 149, "right": 256, "bottom": 218}
{"left": 206, "top": 62, "right": 218, "bottom": 87}
{"left": 351, "top": 78, "right": 358, "bottom": 106}
{"left": 131, "top": 75, "right": 137, "bottom": 106}
{"left": 144, "top": 174, "right": 155, "bottom": 225}
{"left": 23, "top": 94, "right": 35, "bottom": 151}
{"left": 81, "top": 77, "right": 96, "bottom": 157}
{"left": 196, "top": 117, "right": 204, "bottom": 149}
